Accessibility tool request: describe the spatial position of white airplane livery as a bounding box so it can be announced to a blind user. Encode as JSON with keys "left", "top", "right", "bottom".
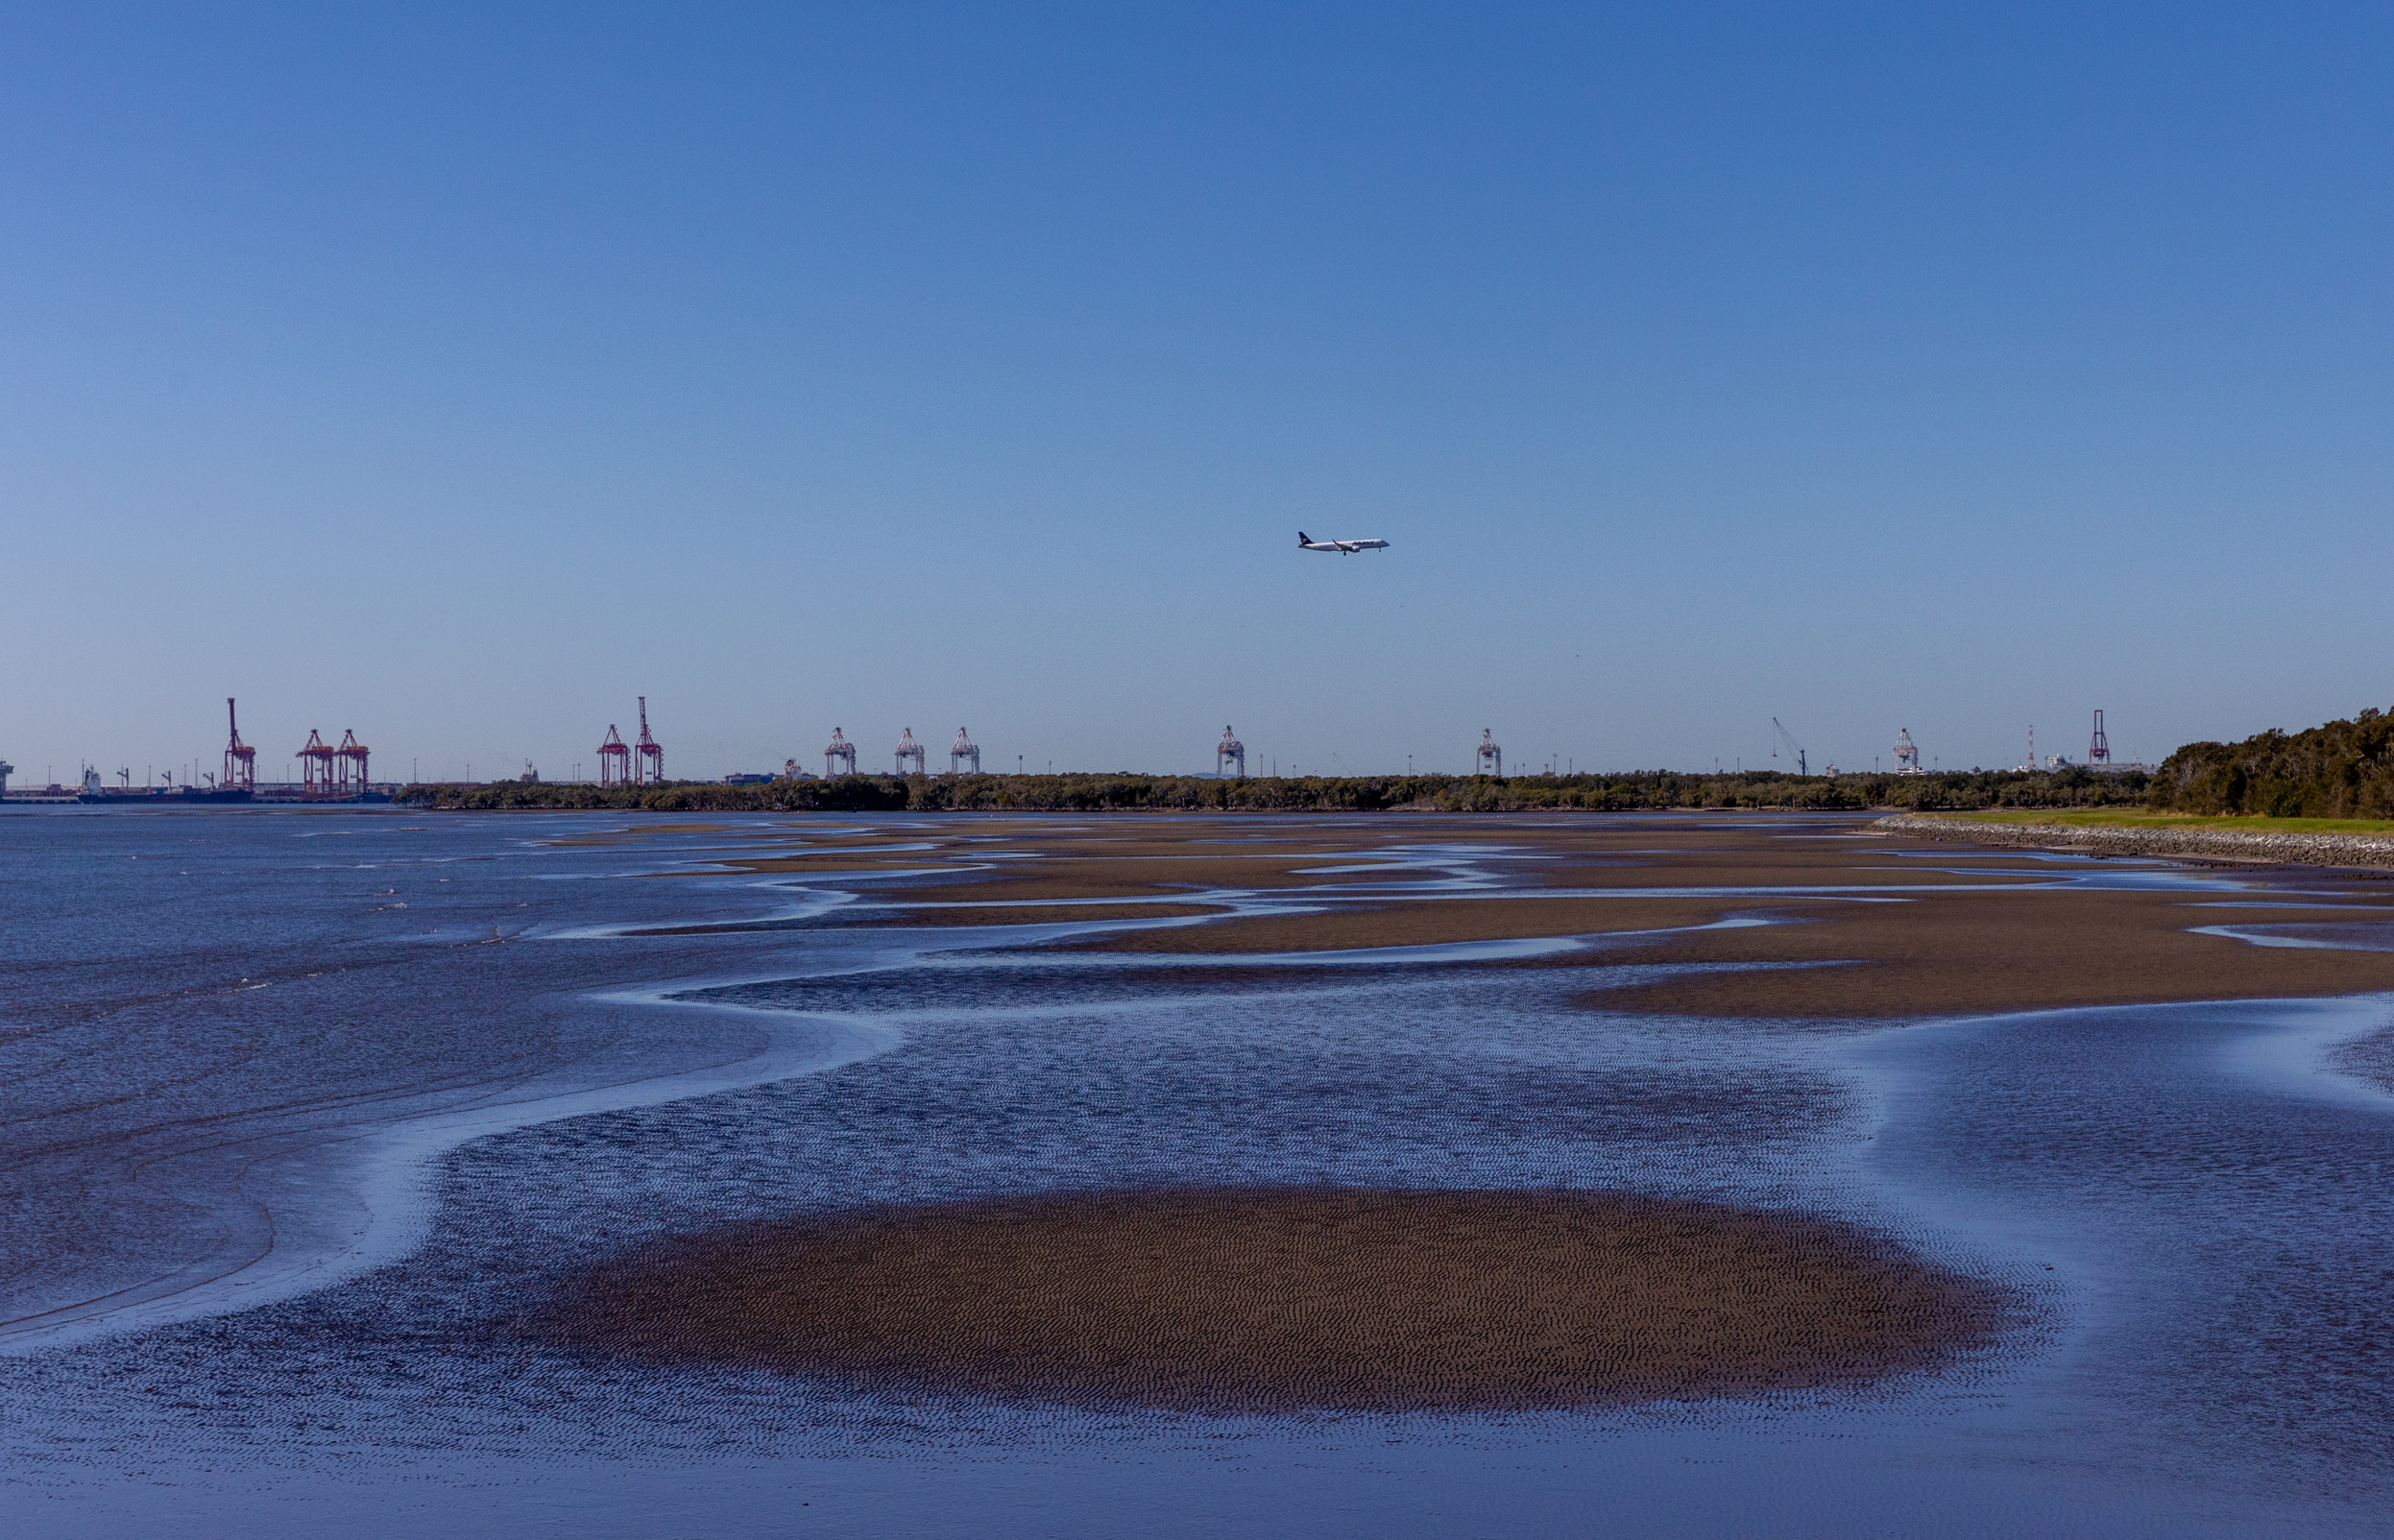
{"left": 1297, "top": 530, "right": 1390, "bottom": 555}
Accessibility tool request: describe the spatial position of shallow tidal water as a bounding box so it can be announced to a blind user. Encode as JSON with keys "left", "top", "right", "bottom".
{"left": 2, "top": 808, "right": 2391, "bottom": 1537}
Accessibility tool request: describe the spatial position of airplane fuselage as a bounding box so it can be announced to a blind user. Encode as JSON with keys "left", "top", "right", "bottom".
{"left": 1297, "top": 530, "right": 1390, "bottom": 554}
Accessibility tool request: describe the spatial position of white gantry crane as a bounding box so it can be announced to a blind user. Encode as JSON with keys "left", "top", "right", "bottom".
{"left": 951, "top": 727, "right": 980, "bottom": 774}
{"left": 1476, "top": 729, "right": 1503, "bottom": 777}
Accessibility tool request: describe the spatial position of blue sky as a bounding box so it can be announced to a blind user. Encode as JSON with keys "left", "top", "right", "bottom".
{"left": 4, "top": 4, "right": 2389, "bottom": 782}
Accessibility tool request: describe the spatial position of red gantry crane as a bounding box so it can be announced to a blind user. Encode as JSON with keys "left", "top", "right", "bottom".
{"left": 597, "top": 724, "right": 631, "bottom": 786}
{"left": 223, "top": 698, "right": 256, "bottom": 792}
{"left": 633, "top": 697, "right": 664, "bottom": 784}
{"left": 335, "top": 730, "right": 371, "bottom": 795}
{"left": 298, "top": 730, "right": 337, "bottom": 797}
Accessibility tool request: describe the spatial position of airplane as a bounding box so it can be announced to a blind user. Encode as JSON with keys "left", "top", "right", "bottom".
{"left": 1297, "top": 530, "right": 1390, "bottom": 555}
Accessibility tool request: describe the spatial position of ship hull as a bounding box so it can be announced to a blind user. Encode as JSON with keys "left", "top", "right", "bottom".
{"left": 76, "top": 787, "right": 256, "bottom": 805}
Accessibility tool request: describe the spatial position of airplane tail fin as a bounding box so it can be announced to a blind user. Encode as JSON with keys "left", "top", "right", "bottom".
{"left": 1297, "top": 531, "right": 1310, "bottom": 544}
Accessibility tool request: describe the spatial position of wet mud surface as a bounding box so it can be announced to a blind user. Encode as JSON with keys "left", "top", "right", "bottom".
{"left": 4, "top": 808, "right": 2393, "bottom": 1537}
{"left": 543, "top": 1188, "right": 2007, "bottom": 1411}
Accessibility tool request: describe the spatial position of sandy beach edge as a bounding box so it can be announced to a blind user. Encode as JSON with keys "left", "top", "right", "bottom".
{"left": 1875, "top": 812, "right": 2394, "bottom": 869}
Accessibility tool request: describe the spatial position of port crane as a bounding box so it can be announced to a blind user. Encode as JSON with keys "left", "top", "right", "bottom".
{"left": 1770, "top": 718, "right": 1807, "bottom": 778}
{"left": 223, "top": 698, "right": 256, "bottom": 792}
{"left": 633, "top": 697, "right": 664, "bottom": 783}
{"left": 1216, "top": 726, "right": 1245, "bottom": 780}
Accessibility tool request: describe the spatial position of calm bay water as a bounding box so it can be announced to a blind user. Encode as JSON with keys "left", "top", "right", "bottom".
{"left": 2, "top": 807, "right": 2390, "bottom": 1537}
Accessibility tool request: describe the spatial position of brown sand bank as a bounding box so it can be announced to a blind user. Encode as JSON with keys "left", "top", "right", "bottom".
{"left": 542, "top": 1189, "right": 2004, "bottom": 1412}
{"left": 855, "top": 855, "right": 1426, "bottom": 905}
{"left": 1506, "top": 852, "right": 2057, "bottom": 889}
{"left": 621, "top": 908, "right": 1217, "bottom": 936}
{"left": 849, "top": 902, "right": 1229, "bottom": 927}
{"left": 1057, "top": 894, "right": 1793, "bottom": 953}
{"left": 1584, "top": 889, "right": 2394, "bottom": 1019}
{"left": 577, "top": 813, "right": 2394, "bottom": 1019}
{"left": 858, "top": 822, "right": 2026, "bottom": 915}
{"left": 968, "top": 818, "right": 2394, "bottom": 1017}
{"left": 680, "top": 859, "right": 983, "bottom": 877}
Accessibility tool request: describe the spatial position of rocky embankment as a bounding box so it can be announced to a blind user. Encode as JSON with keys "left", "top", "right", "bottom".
{"left": 1877, "top": 813, "right": 2394, "bottom": 869}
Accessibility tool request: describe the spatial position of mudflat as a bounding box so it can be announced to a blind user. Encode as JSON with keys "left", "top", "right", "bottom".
{"left": 542, "top": 1189, "right": 2006, "bottom": 1412}
{"left": 539, "top": 810, "right": 2394, "bottom": 1412}
{"left": 858, "top": 813, "right": 2394, "bottom": 1016}
{"left": 1584, "top": 887, "right": 2394, "bottom": 1018}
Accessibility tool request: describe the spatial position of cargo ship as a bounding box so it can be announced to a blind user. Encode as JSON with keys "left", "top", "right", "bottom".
{"left": 73, "top": 768, "right": 253, "bottom": 805}
{"left": 75, "top": 785, "right": 255, "bottom": 805}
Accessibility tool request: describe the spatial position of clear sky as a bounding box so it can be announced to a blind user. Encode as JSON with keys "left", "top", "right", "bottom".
{"left": 4, "top": 4, "right": 2390, "bottom": 783}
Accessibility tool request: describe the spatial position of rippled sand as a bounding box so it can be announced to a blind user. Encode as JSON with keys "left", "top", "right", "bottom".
{"left": 544, "top": 1188, "right": 2006, "bottom": 1411}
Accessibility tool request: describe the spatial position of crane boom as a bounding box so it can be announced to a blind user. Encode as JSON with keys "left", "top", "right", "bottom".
{"left": 1771, "top": 717, "right": 1807, "bottom": 778}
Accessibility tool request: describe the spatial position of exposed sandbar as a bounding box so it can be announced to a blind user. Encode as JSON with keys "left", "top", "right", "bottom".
{"left": 538, "top": 1188, "right": 2007, "bottom": 1413}
{"left": 848, "top": 902, "right": 1229, "bottom": 927}
{"left": 1055, "top": 895, "right": 1785, "bottom": 953}
{"left": 574, "top": 813, "right": 2394, "bottom": 1019}
{"left": 1586, "top": 889, "right": 2394, "bottom": 1018}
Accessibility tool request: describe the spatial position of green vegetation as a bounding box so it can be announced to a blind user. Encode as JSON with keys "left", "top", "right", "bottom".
{"left": 389, "top": 703, "right": 2394, "bottom": 822}
{"left": 2147, "top": 705, "right": 2394, "bottom": 819}
{"left": 397, "top": 766, "right": 2149, "bottom": 815}
{"left": 1936, "top": 808, "right": 2394, "bottom": 835}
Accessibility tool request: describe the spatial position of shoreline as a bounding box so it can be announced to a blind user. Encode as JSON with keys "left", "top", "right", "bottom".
{"left": 0, "top": 971, "right": 904, "bottom": 1357}
{"left": 1877, "top": 812, "right": 2394, "bottom": 869}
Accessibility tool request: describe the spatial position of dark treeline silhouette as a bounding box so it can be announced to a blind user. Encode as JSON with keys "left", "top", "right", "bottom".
{"left": 2148, "top": 706, "right": 2394, "bottom": 819}
{"left": 398, "top": 766, "right": 2149, "bottom": 814}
